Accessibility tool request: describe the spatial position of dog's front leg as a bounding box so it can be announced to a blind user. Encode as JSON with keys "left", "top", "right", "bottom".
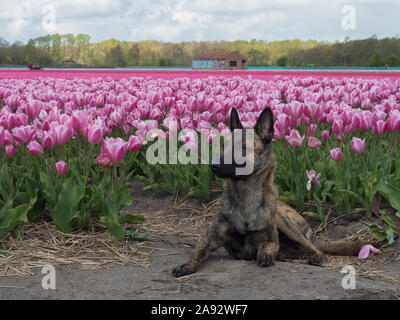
{"left": 172, "top": 215, "right": 227, "bottom": 277}
{"left": 256, "top": 223, "right": 280, "bottom": 267}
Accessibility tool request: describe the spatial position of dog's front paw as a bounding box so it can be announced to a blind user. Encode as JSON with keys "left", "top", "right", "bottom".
{"left": 256, "top": 253, "right": 275, "bottom": 267}
{"left": 172, "top": 263, "right": 196, "bottom": 277}
{"left": 308, "top": 253, "right": 324, "bottom": 266}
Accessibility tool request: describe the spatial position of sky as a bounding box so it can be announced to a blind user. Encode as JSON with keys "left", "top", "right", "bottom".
{"left": 0, "top": 0, "right": 399, "bottom": 44}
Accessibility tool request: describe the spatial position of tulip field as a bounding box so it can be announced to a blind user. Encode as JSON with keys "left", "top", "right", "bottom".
{"left": 0, "top": 70, "right": 400, "bottom": 243}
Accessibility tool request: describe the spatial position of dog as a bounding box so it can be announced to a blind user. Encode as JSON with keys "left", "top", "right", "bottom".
{"left": 172, "top": 107, "right": 368, "bottom": 277}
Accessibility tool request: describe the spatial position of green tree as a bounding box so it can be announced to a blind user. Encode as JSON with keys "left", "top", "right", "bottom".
{"left": 106, "top": 44, "right": 125, "bottom": 66}
{"left": 126, "top": 43, "right": 140, "bottom": 66}
{"left": 276, "top": 56, "right": 288, "bottom": 67}
{"left": 369, "top": 54, "right": 384, "bottom": 67}
{"left": 51, "top": 33, "right": 62, "bottom": 60}
{"left": 385, "top": 54, "right": 400, "bottom": 66}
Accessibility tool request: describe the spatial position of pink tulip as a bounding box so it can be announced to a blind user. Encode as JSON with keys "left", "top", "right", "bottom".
{"left": 26, "top": 100, "right": 41, "bottom": 119}
{"left": 351, "top": 113, "right": 361, "bottom": 130}
{"left": 387, "top": 111, "right": 400, "bottom": 132}
{"left": 175, "top": 102, "right": 186, "bottom": 115}
{"left": 5, "top": 145, "right": 15, "bottom": 158}
{"left": 358, "top": 245, "right": 380, "bottom": 260}
{"left": 285, "top": 129, "right": 305, "bottom": 147}
{"left": 204, "top": 97, "right": 214, "bottom": 111}
{"left": 288, "top": 101, "right": 303, "bottom": 119}
{"left": 53, "top": 124, "right": 71, "bottom": 146}
{"left": 213, "top": 113, "right": 224, "bottom": 123}
{"left": 350, "top": 137, "right": 366, "bottom": 154}
{"left": 322, "top": 130, "right": 330, "bottom": 141}
{"left": 308, "top": 124, "right": 318, "bottom": 135}
{"left": 206, "top": 132, "right": 217, "bottom": 144}
{"left": 306, "top": 170, "right": 321, "bottom": 190}
{"left": 150, "top": 108, "right": 163, "bottom": 121}
{"left": 332, "top": 119, "right": 343, "bottom": 134}
{"left": 330, "top": 147, "right": 343, "bottom": 162}
{"left": 276, "top": 114, "right": 290, "bottom": 131}
{"left": 27, "top": 140, "right": 43, "bottom": 156}
{"left": 12, "top": 125, "right": 36, "bottom": 144}
{"left": 373, "top": 120, "right": 386, "bottom": 136}
{"left": 55, "top": 160, "right": 68, "bottom": 175}
{"left": 100, "top": 137, "right": 128, "bottom": 164}
{"left": 361, "top": 98, "right": 371, "bottom": 109}
{"left": 343, "top": 124, "right": 353, "bottom": 135}
{"left": 71, "top": 110, "right": 89, "bottom": 132}
{"left": 180, "top": 130, "right": 198, "bottom": 150}
{"left": 39, "top": 110, "right": 48, "bottom": 121}
{"left": 234, "top": 96, "right": 244, "bottom": 108}
{"left": 197, "top": 92, "right": 205, "bottom": 104}
{"left": 48, "top": 107, "right": 59, "bottom": 122}
{"left": 149, "top": 92, "right": 160, "bottom": 105}
{"left": 188, "top": 97, "right": 198, "bottom": 112}
{"left": 128, "top": 135, "right": 142, "bottom": 152}
{"left": 95, "top": 154, "right": 111, "bottom": 167}
{"left": 304, "top": 101, "right": 319, "bottom": 120}
{"left": 110, "top": 109, "right": 124, "bottom": 124}
{"left": 0, "top": 127, "right": 4, "bottom": 149}
{"left": 5, "top": 113, "right": 17, "bottom": 129}
{"left": 4, "top": 129, "right": 13, "bottom": 145}
{"left": 197, "top": 120, "right": 212, "bottom": 133}
{"left": 86, "top": 125, "right": 103, "bottom": 145}
{"left": 360, "top": 116, "right": 372, "bottom": 131}
{"left": 308, "top": 136, "right": 321, "bottom": 149}
{"left": 372, "top": 111, "right": 386, "bottom": 123}
{"left": 42, "top": 132, "right": 55, "bottom": 150}
{"left": 336, "top": 133, "right": 345, "bottom": 143}
{"left": 341, "top": 110, "right": 352, "bottom": 125}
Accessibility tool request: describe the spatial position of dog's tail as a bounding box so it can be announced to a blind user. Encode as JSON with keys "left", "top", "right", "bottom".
{"left": 318, "top": 240, "right": 381, "bottom": 256}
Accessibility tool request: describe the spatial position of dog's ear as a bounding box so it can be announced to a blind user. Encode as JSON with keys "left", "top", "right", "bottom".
{"left": 230, "top": 107, "right": 243, "bottom": 131}
{"left": 255, "top": 107, "right": 274, "bottom": 144}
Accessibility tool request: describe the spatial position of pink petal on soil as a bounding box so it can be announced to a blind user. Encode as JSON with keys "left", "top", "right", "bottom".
{"left": 358, "top": 245, "right": 381, "bottom": 260}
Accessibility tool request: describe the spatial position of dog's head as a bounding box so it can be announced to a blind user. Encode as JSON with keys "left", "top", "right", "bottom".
{"left": 210, "top": 107, "right": 274, "bottom": 179}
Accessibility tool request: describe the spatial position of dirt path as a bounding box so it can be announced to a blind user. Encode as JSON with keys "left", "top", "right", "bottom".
{"left": 1, "top": 242, "right": 399, "bottom": 300}
{"left": 0, "top": 181, "right": 399, "bottom": 300}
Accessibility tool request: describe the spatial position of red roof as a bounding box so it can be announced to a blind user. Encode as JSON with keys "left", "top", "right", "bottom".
{"left": 194, "top": 51, "right": 246, "bottom": 60}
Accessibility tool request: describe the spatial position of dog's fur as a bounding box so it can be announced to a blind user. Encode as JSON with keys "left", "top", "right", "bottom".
{"left": 172, "top": 107, "right": 368, "bottom": 277}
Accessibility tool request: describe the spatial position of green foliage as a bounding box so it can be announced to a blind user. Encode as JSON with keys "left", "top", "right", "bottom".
{"left": 0, "top": 140, "right": 146, "bottom": 241}
{"left": 3, "top": 34, "right": 400, "bottom": 67}
{"left": 0, "top": 161, "right": 42, "bottom": 238}
{"left": 44, "top": 176, "right": 84, "bottom": 233}
{"left": 137, "top": 161, "right": 214, "bottom": 200}
{"left": 276, "top": 56, "right": 288, "bottom": 67}
{"left": 369, "top": 54, "right": 384, "bottom": 67}
{"left": 0, "top": 197, "right": 37, "bottom": 238}
{"left": 273, "top": 125, "right": 400, "bottom": 237}
{"left": 136, "top": 140, "right": 215, "bottom": 200}
{"left": 385, "top": 54, "right": 400, "bottom": 67}
{"left": 376, "top": 179, "right": 400, "bottom": 212}
{"left": 362, "top": 210, "right": 399, "bottom": 244}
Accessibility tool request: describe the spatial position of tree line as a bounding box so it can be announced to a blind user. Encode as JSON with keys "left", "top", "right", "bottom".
{"left": 1, "top": 34, "right": 400, "bottom": 67}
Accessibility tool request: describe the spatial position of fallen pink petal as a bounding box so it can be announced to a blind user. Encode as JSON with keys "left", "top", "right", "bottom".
{"left": 358, "top": 245, "right": 381, "bottom": 260}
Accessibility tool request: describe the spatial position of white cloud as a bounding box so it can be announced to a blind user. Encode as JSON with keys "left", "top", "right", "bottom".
{"left": 0, "top": 0, "right": 399, "bottom": 43}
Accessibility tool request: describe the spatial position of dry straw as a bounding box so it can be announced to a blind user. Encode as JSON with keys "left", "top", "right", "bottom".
{"left": 0, "top": 219, "right": 150, "bottom": 277}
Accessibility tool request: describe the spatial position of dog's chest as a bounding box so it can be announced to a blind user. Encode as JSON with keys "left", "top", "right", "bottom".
{"left": 222, "top": 200, "right": 272, "bottom": 234}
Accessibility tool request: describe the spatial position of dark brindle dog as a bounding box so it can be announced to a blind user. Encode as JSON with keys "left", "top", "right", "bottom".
{"left": 173, "top": 107, "right": 368, "bottom": 277}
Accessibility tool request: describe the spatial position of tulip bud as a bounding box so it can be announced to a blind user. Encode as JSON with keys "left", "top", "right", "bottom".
{"left": 55, "top": 160, "right": 68, "bottom": 176}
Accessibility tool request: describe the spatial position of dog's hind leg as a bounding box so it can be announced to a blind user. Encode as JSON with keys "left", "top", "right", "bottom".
{"left": 276, "top": 201, "right": 325, "bottom": 265}
{"left": 172, "top": 214, "right": 228, "bottom": 277}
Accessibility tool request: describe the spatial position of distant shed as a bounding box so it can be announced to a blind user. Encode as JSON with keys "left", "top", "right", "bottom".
{"left": 192, "top": 51, "right": 248, "bottom": 70}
